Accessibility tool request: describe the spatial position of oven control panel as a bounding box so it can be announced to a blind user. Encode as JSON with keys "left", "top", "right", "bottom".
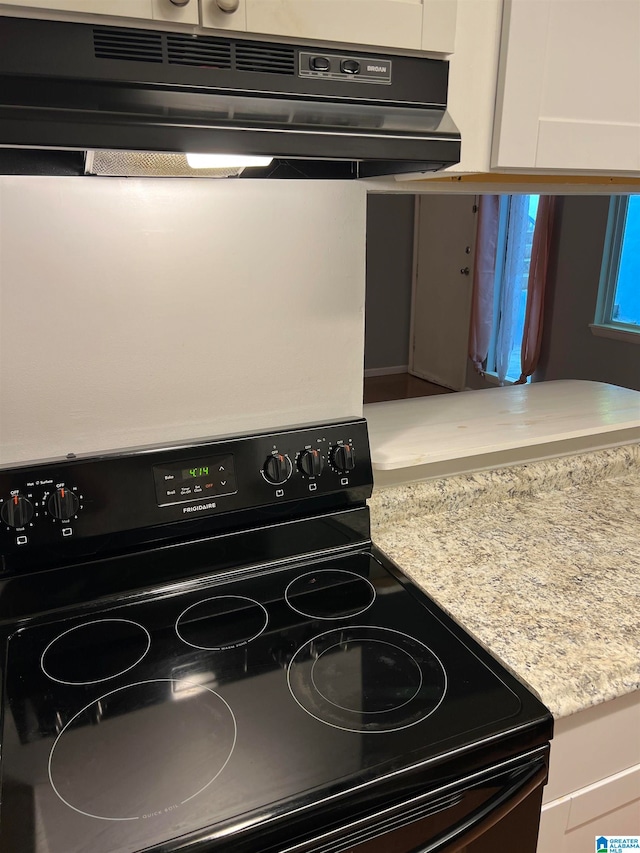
{"left": 0, "top": 419, "right": 372, "bottom": 562}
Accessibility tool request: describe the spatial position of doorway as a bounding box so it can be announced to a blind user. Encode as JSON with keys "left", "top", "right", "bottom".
{"left": 364, "top": 194, "right": 478, "bottom": 403}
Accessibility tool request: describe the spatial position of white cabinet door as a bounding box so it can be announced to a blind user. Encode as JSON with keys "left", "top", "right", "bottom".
{"left": 538, "top": 765, "right": 640, "bottom": 853}
{"left": 200, "top": 0, "right": 247, "bottom": 32}
{"left": 537, "top": 693, "right": 640, "bottom": 853}
{"left": 493, "top": 0, "right": 640, "bottom": 173}
{"left": 0, "top": 1, "right": 153, "bottom": 16}
{"left": 245, "top": 0, "right": 423, "bottom": 50}
{"left": 0, "top": 0, "right": 198, "bottom": 22}
{"left": 151, "top": 0, "right": 198, "bottom": 24}
{"left": 223, "top": 0, "right": 456, "bottom": 53}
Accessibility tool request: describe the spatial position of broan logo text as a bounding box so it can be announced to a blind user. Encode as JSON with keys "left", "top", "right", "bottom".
{"left": 367, "top": 64, "right": 388, "bottom": 72}
{"left": 182, "top": 502, "right": 217, "bottom": 513}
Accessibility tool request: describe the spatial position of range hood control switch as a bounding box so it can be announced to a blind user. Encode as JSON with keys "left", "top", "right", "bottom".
{"left": 341, "top": 60, "right": 360, "bottom": 75}
{"left": 309, "top": 56, "right": 331, "bottom": 72}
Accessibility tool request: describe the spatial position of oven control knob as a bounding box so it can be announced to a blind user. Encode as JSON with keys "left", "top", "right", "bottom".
{"left": 298, "top": 449, "right": 324, "bottom": 477}
{"left": 1, "top": 494, "right": 35, "bottom": 528}
{"left": 331, "top": 443, "right": 356, "bottom": 473}
{"left": 47, "top": 488, "right": 80, "bottom": 520}
{"left": 263, "top": 453, "right": 292, "bottom": 485}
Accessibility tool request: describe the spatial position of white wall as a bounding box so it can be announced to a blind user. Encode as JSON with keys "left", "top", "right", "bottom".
{"left": 0, "top": 178, "right": 367, "bottom": 464}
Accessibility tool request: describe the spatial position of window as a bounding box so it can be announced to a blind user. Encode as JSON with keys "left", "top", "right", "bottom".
{"left": 486, "top": 195, "right": 539, "bottom": 383}
{"left": 593, "top": 196, "right": 640, "bottom": 343}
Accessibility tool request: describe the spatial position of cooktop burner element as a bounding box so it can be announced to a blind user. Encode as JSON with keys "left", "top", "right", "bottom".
{"left": 175, "top": 595, "right": 268, "bottom": 650}
{"left": 41, "top": 619, "right": 151, "bottom": 685}
{"left": 48, "top": 679, "right": 237, "bottom": 822}
{"left": 287, "top": 626, "right": 447, "bottom": 732}
{"left": 285, "top": 569, "right": 376, "bottom": 619}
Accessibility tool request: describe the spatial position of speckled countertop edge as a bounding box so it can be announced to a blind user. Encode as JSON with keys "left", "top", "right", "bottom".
{"left": 369, "top": 443, "right": 640, "bottom": 530}
{"left": 368, "top": 444, "right": 640, "bottom": 720}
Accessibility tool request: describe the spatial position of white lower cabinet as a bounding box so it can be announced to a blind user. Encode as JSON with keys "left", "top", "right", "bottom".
{"left": 537, "top": 693, "right": 640, "bottom": 852}
{"left": 539, "top": 768, "right": 640, "bottom": 852}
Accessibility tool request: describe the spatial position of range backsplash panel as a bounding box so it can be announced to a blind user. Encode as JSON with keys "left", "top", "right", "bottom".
{"left": 0, "top": 178, "right": 366, "bottom": 464}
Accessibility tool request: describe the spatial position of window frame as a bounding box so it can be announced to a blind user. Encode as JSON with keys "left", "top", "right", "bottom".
{"left": 591, "top": 196, "right": 640, "bottom": 344}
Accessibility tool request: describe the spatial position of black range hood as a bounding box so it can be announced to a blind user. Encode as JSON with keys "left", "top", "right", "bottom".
{"left": 0, "top": 15, "right": 460, "bottom": 179}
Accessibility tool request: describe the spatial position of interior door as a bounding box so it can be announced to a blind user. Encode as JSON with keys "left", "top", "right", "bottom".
{"left": 409, "top": 194, "right": 477, "bottom": 391}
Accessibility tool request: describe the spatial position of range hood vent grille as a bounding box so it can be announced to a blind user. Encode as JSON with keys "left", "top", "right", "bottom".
{"left": 93, "top": 28, "right": 294, "bottom": 75}
{"left": 235, "top": 44, "right": 295, "bottom": 76}
{"left": 167, "top": 34, "right": 232, "bottom": 69}
{"left": 93, "top": 28, "right": 163, "bottom": 63}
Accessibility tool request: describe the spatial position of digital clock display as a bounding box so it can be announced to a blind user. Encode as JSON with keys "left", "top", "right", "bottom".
{"left": 152, "top": 454, "right": 237, "bottom": 507}
{"left": 183, "top": 466, "right": 210, "bottom": 479}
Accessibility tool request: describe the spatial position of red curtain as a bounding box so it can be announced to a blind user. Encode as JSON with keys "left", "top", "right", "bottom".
{"left": 468, "top": 195, "right": 500, "bottom": 376}
{"left": 515, "top": 196, "right": 558, "bottom": 384}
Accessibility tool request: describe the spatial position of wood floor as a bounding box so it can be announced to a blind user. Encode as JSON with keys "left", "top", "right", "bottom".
{"left": 363, "top": 373, "right": 454, "bottom": 404}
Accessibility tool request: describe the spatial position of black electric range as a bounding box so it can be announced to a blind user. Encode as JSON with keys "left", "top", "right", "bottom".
{"left": 0, "top": 419, "right": 552, "bottom": 853}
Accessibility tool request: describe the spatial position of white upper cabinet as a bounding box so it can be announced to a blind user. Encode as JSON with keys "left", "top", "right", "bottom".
{"left": 1, "top": 0, "right": 456, "bottom": 51}
{"left": 432, "top": 0, "right": 502, "bottom": 175}
{"left": 0, "top": 0, "right": 199, "bottom": 24}
{"left": 0, "top": 0, "right": 151, "bottom": 14}
{"left": 151, "top": 0, "right": 198, "bottom": 24}
{"left": 200, "top": 0, "right": 247, "bottom": 32}
{"left": 493, "top": 0, "right": 640, "bottom": 173}
{"left": 203, "top": 0, "right": 457, "bottom": 53}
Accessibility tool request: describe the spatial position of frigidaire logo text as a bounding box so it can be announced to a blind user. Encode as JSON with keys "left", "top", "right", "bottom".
{"left": 367, "top": 64, "right": 388, "bottom": 72}
{"left": 182, "top": 502, "right": 217, "bottom": 513}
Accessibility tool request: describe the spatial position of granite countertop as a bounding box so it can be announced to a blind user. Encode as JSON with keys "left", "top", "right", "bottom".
{"left": 368, "top": 444, "right": 640, "bottom": 720}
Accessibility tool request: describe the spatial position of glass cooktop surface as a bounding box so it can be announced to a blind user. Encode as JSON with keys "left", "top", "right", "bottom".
{"left": 0, "top": 552, "right": 523, "bottom": 853}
